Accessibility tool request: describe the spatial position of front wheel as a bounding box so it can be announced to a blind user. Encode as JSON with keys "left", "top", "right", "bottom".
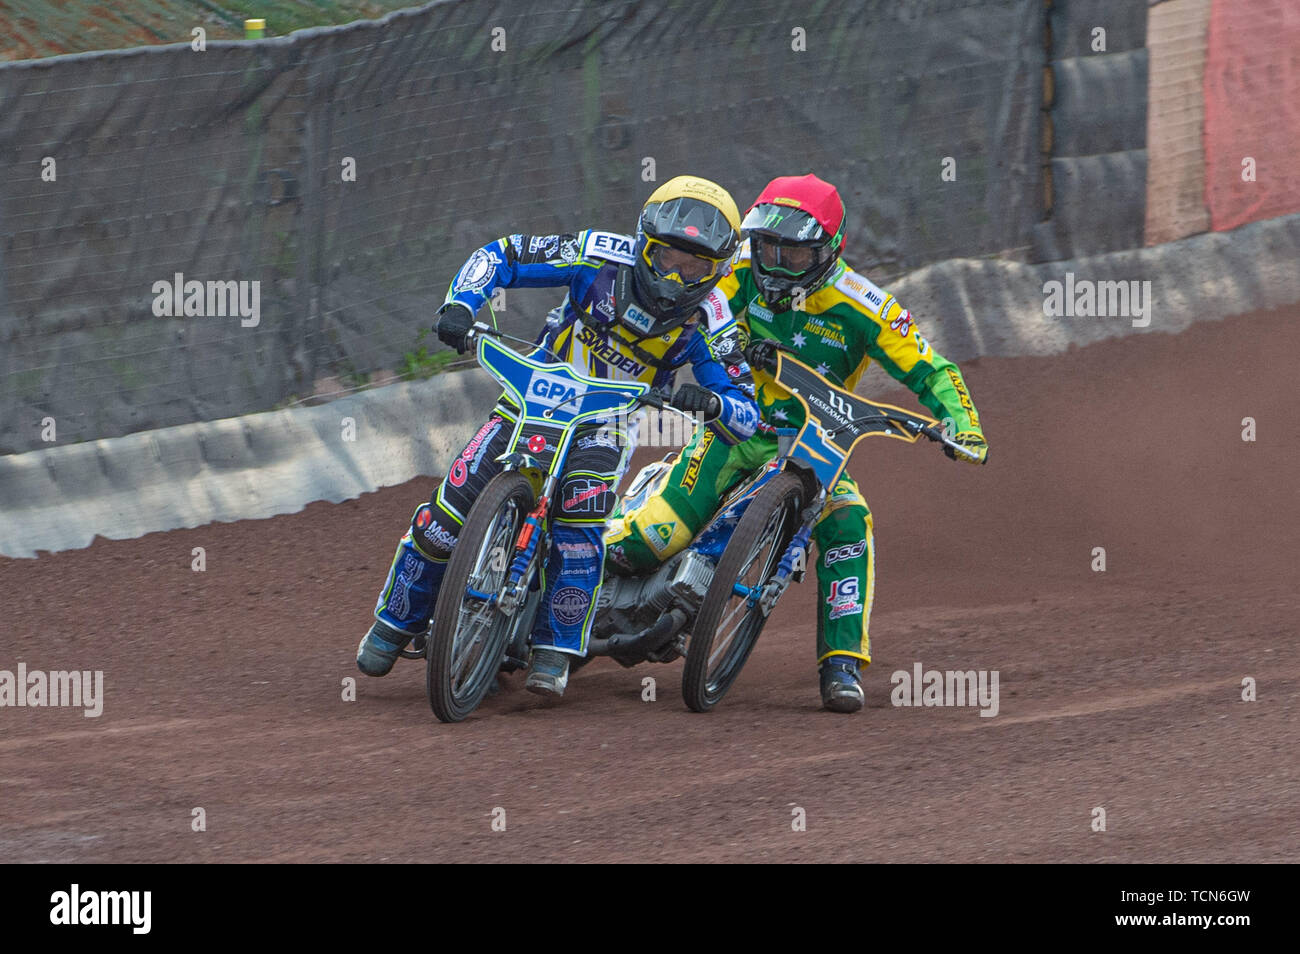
{"left": 427, "top": 471, "right": 537, "bottom": 723}
{"left": 682, "top": 471, "right": 803, "bottom": 712}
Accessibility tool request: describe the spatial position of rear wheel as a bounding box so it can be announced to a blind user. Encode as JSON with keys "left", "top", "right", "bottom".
{"left": 427, "top": 472, "right": 536, "bottom": 723}
{"left": 682, "top": 471, "right": 803, "bottom": 712}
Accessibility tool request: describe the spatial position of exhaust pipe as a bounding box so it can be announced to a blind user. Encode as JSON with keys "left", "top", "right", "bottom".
{"left": 590, "top": 608, "right": 688, "bottom": 663}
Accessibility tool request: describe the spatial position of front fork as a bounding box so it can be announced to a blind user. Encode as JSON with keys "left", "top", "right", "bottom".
{"left": 496, "top": 471, "right": 557, "bottom": 616}
{"left": 752, "top": 492, "right": 824, "bottom": 617}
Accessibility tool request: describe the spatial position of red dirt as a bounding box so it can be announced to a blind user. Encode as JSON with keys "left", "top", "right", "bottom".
{"left": 2, "top": 305, "right": 1297, "bottom": 862}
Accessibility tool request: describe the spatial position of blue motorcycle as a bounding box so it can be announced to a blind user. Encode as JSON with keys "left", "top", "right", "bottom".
{"left": 675, "top": 343, "right": 977, "bottom": 711}
{"left": 424, "top": 322, "right": 693, "bottom": 722}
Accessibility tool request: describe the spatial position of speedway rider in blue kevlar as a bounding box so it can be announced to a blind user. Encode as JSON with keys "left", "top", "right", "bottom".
{"left": 356, "top": 176, "right": 760, "bottom": 698}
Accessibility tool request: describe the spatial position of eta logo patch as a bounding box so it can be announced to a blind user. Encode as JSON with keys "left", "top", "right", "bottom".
{"left": 585, "top": 231, "right": 635, "bottom": 264}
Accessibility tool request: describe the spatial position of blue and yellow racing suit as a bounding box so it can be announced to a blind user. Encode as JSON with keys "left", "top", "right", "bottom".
{"left": 371, "top": 229, "right": 759, "bottom": 656}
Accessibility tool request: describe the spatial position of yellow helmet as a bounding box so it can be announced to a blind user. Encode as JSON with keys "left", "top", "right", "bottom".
{"left": 629, "top": 175, "right": 741, "bottom": 332}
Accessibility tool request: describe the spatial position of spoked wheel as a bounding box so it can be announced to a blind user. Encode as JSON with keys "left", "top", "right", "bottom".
{"left": 682, "top": 471, "right": 803, "bottom": 712}
{"left": 427, "top": 472, "right": 536, "bottom": 723}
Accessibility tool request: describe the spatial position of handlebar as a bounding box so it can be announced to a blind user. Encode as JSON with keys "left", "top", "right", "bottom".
{"left": 909, "top": 419, "right": 983, "bottom": 462}
{"left": 747, "top": 338, "right": 981, "bottom": 462}
{"left": 470, "top": 322, "right": 697, "bottom": 424}
{"left": 466, "top": 321, "right": 569, "bottom": 365}
{"left": 825, "top": 412, "right": 981, "bottom": 461}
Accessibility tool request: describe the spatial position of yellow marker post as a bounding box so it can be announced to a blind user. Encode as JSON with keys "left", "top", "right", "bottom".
{"left": 245, "top": 19, "right": 266, "bottom": 40}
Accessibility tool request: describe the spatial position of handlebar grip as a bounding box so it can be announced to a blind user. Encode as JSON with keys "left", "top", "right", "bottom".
{"left": 918, "top": 423, "right": 978, "bottom": 458}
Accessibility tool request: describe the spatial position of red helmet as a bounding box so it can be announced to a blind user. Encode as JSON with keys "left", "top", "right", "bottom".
{"left": 741, "top": 174, "right": 846, "bottom": 311}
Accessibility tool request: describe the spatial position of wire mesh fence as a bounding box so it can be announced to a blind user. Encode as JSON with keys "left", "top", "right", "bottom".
{"left": 0, "top": 0, "right": 1043, "bottom": 454}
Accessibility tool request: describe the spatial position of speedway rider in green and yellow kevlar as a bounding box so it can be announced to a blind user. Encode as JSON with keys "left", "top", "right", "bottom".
{"left": 605, "top": 174, "right": 988, "bottom": 713}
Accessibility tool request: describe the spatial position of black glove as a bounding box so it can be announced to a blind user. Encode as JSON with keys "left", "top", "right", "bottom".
{"left": 743, "top": 337, "right": 781, "bottom": 372}
{"left": 435, "top": 302, "right": 474, "bottom": 354}
{"left": 670, "top": 383, "right": 722, "bottom": 421}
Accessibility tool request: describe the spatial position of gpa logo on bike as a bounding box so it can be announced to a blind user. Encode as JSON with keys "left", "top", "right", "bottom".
{"left": 826, "top": 577, "right": 863, "bottom": 620}
{"left": 551, "top": 586, "right": 591, "bottom": 626}
{"left": 528, "top": 371, "right": 583, "bottom": 408}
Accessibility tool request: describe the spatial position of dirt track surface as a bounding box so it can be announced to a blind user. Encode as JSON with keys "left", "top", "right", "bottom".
{"left": 2, "top": 306, "right": 1297, "bottom": 863}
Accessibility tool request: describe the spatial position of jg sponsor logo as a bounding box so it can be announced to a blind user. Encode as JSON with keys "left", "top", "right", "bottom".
{"left": 151, "top": 272, "right": 260, "bottom": 327}
{"left": 50, "top": 884, "right": 151, "bottom": 934}
{"left": 890, "top": 662, "right": 999, "bottom": 717}
{"left": 0, "top": 663, "right": 104, "bottom": 717}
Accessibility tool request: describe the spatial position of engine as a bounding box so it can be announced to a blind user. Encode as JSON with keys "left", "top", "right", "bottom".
{"left": 594, "top": 548, "right": 715, "bottom": 637}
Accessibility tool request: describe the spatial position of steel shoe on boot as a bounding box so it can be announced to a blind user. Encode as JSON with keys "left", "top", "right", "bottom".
{"left": 525, "top": 648, "right": 571, "bottom": 698}
{"left": 356, "top": 619, "right": 418, "bottom": 677}
{"left": 819, "top": 656, "right": 865, "bottom": 713}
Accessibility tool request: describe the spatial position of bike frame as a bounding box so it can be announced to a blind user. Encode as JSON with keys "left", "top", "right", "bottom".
{"left": 694, "top": 350, "right": 942, "bottom": 614}
{"left": 472, "top": 330, "right": 651, "bottom": 616}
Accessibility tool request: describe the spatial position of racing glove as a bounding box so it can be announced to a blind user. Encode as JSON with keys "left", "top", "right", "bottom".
{"left": 435, "top": 302, "right": 474, "bottom": 354}
{"left": 670, "top": 383, "right": 722, "bottom": 422}
{"left": 743, "top": 338, "right": 781, "bottom": 373}
{"left": 944, "top": 430, "right": 988, "bottom": 466}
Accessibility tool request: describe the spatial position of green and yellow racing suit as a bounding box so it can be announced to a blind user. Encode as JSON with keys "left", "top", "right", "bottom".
{"left": 605, "top": 241, "right": 986, "bottom": 665}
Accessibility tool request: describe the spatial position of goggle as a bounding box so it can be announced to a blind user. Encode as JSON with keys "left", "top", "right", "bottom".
{"left": 752, "top": 235, "right": 830, "bottom": 278}
{"left": 643, "top": 236, "right": 727, "bottom": 286}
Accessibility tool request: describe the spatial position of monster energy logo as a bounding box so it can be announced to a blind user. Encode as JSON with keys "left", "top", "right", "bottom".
{"left": 762, "top": 211, "right": 786, "bottom": 229}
